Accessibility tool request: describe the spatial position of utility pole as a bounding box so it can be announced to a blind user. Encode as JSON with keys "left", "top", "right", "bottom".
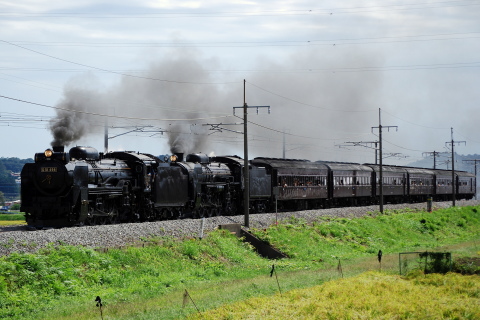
{"left": 462, "top": 159, "right": 479, "bottom": 199}
{"left": 104, "top": 118, "right": 109, "bottom": 154}
{"left": 422, "top": 151, "right": 444, "bottom": 169}
{"left": 371, "top": 108, "right": 397, "bottom": 213}
{"left": 445, "top": 128, "right": 466, "bottom": 207}
{"left": 343, "top": 141, "right": 379, "bottom": 164}
{"left": 233, "top": 79, "right": 270, "bottom": 228}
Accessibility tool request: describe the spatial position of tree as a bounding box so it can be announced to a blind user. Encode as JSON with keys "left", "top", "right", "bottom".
{"left": 0, "top": 161, "right": 18, "bottom": 200}
{"left": 0, "top": 191, "right": 5, "bottom": 206}
{"left": 0, "top": 157, "right": 34, "bottom": 173}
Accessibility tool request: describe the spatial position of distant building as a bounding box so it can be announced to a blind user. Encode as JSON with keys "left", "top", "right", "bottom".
{"left": 4, "top": 200, "right": 21, "bottom": 208}
{"left": 11, "top": 172, "right": 21, "bottom": 184}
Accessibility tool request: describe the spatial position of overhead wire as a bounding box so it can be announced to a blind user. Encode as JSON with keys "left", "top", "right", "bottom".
{"left": 0, "top": 95, "right": 234, "bottom": 122}
{"left": 1, "top": 0, "right": 479, "bottom": 18}
{"left": 4, "top": 31, "right": 480, "bottom": 48}
{"left": 0, "top": 72, "right": 63, "bottom": 92}
{"left": 0, "top": 40, "right": 238, "bottom": 86}
{"left": 381, "top": 109, "right": 450, "bottom": 130}
{"left": 246, "top": 81, "right": 376, "bottom": 113}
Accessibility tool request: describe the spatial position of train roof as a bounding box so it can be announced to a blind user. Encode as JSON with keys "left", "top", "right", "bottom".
{"left": 432, "top": 168, "right": 475, "bottom": 177}
{"left": 318, "top": 161, "right": 373, "bottom": 172}
{"left": 366, "top": 164, "right": 476, "bottom": 178}
{"left": 365, "top": 163, "right": 435, "bottom": 175}
{"left": 364, "top": 164, "right": 408, "bottom": 174}
{"left": 432, "top": 169, "right": 454, "bottom": 177}
{"left": 454, "top": 170, "right": 476, "bottom": 177}
{"left": 251, "top": 157, "right": 328, "bottom": 170}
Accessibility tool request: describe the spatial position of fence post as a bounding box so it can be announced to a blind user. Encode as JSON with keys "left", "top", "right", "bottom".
{"left": 427, "top": 197, "right": 432, "bottom": 212}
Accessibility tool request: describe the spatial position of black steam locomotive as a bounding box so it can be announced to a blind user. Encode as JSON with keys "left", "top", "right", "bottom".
{"left": 21, "top": 146, "right": 475, "bottom": 228}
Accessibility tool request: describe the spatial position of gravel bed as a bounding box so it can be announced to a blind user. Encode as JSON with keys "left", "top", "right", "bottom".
{"left": 0, "top": 199, "right": 479, "bottom": 256}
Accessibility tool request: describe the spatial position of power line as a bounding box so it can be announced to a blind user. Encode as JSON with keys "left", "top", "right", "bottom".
{"left": 382, "top": 109, "right": 450, "bottom": 130}
{"left": 4, "top": 31, "right": 480, "bottom": 48}
{"left": 2, "top": 1, "right": 479, "bottom": 18}
{"left": 3, "top": 60, "right": 478, "bottom": 76}
{"left": 0, "top": 72, "right": 63, "bottom": 92}
{"left": 0, "top": 40, "right": 237, "bottom": 86}
{"left": 0, "top": 95, "right": 233, "bottom": 122}
{"left": 246, "top": 81, "right": 376, "bottom": 113}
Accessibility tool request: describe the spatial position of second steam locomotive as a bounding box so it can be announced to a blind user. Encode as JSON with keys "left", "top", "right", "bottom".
{"left": 21, "top": 146, "right": 476, "bottom": 228}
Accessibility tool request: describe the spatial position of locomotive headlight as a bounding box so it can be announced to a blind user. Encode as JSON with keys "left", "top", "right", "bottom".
{"left": 170, "top": 155, "right": 178, "bottom": 162}
{"left": 44, "top": 149, "right": 53, "bottom": 158}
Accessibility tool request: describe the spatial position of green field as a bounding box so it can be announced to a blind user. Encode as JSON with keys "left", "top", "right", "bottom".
{"left": 0, "top": 213, "right": 25, "bottom": 226}
{"left": 0, "top": 206, "right": 478, "bottom": 319}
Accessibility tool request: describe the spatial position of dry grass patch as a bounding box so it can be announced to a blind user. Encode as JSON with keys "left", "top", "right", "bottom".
{"left": 188, "top": 271, "right": 480, "bottom": 320}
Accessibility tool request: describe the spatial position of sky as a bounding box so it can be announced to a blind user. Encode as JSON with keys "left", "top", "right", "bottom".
{"left": 1, "top": 0, "right": 479, "bottom": 168}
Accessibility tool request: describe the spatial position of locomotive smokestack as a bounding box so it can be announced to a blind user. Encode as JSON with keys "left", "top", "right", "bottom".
{"left": 52, "top": 146, "right": 65, "bottom": 153}
{"left": 174, "top": 153, "right": 184, "bottom": 162}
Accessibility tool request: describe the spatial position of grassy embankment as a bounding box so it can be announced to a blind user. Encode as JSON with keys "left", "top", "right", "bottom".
{"left": 0, "top": 206, "right": 478, "bottom": 319}
{"left": 0, "top": 213, "right": 24, "bottom": 226}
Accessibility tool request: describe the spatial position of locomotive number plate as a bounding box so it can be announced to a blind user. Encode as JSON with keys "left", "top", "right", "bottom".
{"left": 41, "top": 167, "right": 57, "bottom": 173}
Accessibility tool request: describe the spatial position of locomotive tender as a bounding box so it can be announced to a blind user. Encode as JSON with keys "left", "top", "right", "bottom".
{"left": 21, "top": 146, "right": 475, "bottom": 228}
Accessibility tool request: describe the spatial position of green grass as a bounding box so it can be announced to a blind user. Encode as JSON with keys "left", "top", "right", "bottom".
{"left": 249, "top": 206, "right": 480, "bottom": 267}
{"left": 0, "top": 213, "right": 25, "bottom": 226}
{"left": 0, "top": 213, "right": 24, "bottom": 221}
{"left": 0, "top": 205, "right": 478, "bottom": 319}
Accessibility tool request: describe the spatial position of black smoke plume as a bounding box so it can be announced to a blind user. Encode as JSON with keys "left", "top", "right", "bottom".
{"left": 49, "top": 86, "right": 104, "bottom": 147}
{"left": 48, "top": 46, "right": 383, "bottom": 161}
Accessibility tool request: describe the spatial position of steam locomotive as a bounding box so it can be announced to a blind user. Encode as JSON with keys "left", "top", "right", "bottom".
{"left": 20, "top": 146, "right": 475, "bottom": 228}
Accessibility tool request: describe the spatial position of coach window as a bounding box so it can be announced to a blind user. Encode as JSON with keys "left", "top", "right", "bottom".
{"left": 318, "top": 177, "right": 326, "bottom": 186}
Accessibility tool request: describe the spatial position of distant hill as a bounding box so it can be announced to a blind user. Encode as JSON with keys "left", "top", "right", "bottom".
{"left": 0, "top": 157, "right": 33, "bottom": 200}
{"left": 0, "top": 157, "right": 34, "bottom": 173}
